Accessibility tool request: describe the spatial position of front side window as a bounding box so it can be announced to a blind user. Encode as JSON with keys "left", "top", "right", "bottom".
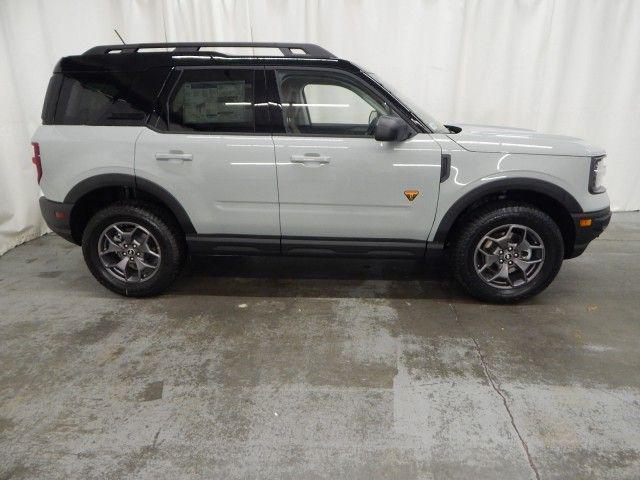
{"left": 275, "top": 70, "right": 393, "bottom": 136}
{"left": 168, "top": 69, "right": 254, "bottom": 133}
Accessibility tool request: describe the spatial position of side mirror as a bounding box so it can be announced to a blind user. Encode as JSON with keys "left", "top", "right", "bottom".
{"left": 374, "top": 115, "right": 414, "bottom": 142}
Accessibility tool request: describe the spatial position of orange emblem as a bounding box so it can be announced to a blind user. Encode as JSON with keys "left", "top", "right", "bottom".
{"left": 404, "top": 190, "right": 419, "bottom": 201}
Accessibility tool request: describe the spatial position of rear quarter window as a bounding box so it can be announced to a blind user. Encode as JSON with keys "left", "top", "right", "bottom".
{"left": 53, "top": 69, "right": 169, "bottom": 126}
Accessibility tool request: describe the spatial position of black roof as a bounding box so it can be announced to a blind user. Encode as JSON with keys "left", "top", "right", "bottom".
{"left": 55, "top": 42, "right": 360, "bottom": 73}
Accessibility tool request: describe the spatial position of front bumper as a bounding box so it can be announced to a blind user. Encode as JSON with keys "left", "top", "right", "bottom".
{"left": 39, "top": 196, "right": 77, "bottom": 244}
{"left": 567, "top": 207, "right": 612, "bottom": 258}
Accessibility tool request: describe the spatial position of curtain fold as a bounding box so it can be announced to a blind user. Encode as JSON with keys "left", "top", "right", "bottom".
{"left": 1, "top": 0, "right": 638, "bottom": 254}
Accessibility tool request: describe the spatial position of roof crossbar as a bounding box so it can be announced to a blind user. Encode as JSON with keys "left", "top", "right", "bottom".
{"left": 83, "top": 42, "right": 336, "bottom": 59}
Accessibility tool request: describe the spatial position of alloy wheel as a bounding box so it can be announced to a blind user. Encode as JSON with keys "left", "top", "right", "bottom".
{"left": 474, "top": 224, "right": 545, "bottom": 289}
{"left": 98, "top": 222, "right": 161, "bottom": 283}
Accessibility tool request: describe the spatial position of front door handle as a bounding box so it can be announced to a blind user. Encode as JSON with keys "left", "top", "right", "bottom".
{"left": 155, "top": 151, "right": 193, "bottom": 162}
{"left": 290, "top": 154, "right": 331, "bottom": 166}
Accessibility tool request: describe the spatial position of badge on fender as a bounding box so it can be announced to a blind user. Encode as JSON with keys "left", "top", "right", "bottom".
{"left": 404, "top": 190, "right": 419, "bottom": 201}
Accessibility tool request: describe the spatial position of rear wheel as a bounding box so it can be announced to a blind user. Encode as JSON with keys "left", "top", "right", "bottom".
{"left": 450, "top": 203, "right": 564, "bottom": 303}
{"left": 82, "top": 202, "right": 185, "bottom": 297}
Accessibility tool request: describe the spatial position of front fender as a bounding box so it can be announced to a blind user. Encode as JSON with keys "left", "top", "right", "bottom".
{"left": 429, "top": 175, "right": 583, "bottom": 245}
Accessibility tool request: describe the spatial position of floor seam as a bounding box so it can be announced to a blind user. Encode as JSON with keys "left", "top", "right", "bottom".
{"left": 448, "top": 302, "right": 541, "bottom": 480}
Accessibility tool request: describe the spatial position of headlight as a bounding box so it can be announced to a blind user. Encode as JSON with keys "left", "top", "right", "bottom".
{"left": 589, "top": 156, "right": 606, "bottom": 194}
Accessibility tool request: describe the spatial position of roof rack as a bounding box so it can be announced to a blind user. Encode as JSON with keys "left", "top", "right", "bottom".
{"left": 83, "top": 42, "right": 336, "bottom": 59}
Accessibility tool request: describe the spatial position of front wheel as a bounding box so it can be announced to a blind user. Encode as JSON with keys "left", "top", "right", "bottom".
{"left": 82, "top": 202, "right": 186, "bottom": 297}
{"left": 450, "top": 203, "right": 564, "bottom": 303}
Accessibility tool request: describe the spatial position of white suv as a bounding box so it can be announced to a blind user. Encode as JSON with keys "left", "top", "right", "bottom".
{"left": 32, "top": 42, "right": 611, "bottom": 302}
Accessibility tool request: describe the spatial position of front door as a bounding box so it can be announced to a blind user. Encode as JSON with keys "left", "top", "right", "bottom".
{"left": 270, "top": 68, "right": 442, "bottom": 256}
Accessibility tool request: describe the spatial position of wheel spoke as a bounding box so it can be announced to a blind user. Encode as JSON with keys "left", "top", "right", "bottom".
{"left": 115, "top": 256, "right": 129, "bottom": 272}
{"left": 478, "top": 253, "right": 499, "bottom": 273}
{"left": 521, "top": 258, "right": 542, "bottom": 265}
{"left": 487, "top": 231, "right": 510, "bottom": 249}
{"left": 133, "top": 258, "right": 144, "bottom": 281}
{"left": 139, "top": 233, "right": 160, "bottom": 258}
{"left": 496, "top": 225, "right": 515, "bottom": 249}
{"left": 488, "top": 263, "right": 510, "bottom": 283}
{"left": 144, "top": 249, "right": 160, "bottom": 258}
{"left": 136, "top": 232, "right": 149, "bottom": 247}
{"left": 136, "top": 257, "right": 156, "bottom": 270}
{"left": 513, "top": 259, "right": 530, "bottom": 283}
{"left": 100, "top": 236, "right": 124, "bottom": 256}
{"left": 477, "top": 241, "right": 498, "bottom": 256}
{"left": 518, "top": 238, "right": 543, "bottom": 251}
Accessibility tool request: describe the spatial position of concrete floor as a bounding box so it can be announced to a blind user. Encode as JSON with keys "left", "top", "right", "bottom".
{"left": 1, "top": 213, "right": 639, "bottom": 480}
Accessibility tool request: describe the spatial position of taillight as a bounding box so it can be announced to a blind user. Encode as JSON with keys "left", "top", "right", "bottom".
{"left": 31, "top": 142, "right": 42, "bottom": 184}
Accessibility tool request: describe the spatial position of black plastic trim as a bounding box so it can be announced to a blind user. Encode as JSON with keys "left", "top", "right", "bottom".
{"left": 64, "top": 174, "right": 196, "bottom": 234}
{"left": 186, "top": 234, "right": 280, "bottom": 255}
{"left": 567, "top": 207, "right": 611, "bottom": 259}
{"left": 64, "top": 173, "right": 135, "bottom": 203}
{"left": 282, "top": 236, "right": 425, "bottom": 258}
{"left": 185, "top": 234, "right": 427, "bottom": 258}
{"left": 432, "top": 178, "right": 584, "bottom": 244}
{"left": 39, "top": 197, "right": 76, "bottom": 244}
{"left": 440, "top": 154, "right": 451, "bottom": 182}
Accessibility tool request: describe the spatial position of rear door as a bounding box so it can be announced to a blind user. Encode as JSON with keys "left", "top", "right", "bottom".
{"left": 268, "top": 68, "right": 442, "bottom": 256}
{"left": 135, "top": 66, "right": 280, "bottom": 253}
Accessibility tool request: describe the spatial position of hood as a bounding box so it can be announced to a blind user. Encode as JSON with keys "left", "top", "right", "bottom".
{"left": 447, "top": 124, "right": 605, "bottom": 157}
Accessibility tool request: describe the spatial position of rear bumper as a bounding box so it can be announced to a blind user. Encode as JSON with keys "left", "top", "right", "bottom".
{"left": 39, "top": 196, "right": 77, "bottom": 244}
{"left": 567, "top": 207, "right": 611, "bottom": 258}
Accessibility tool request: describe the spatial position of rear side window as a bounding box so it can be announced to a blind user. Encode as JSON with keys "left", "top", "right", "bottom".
{"left": 53, "top": 69, "right": 169, "bottom": 126}
{"left": 168, "top": 69, "right": 255, "bottom": 133}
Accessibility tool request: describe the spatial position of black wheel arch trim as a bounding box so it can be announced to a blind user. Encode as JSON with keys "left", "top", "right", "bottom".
{"left": 64, "top": 173, "right": 196, "bottom": 234}
{"left": 432, "top": 178, "right": 583, "bottom": 244}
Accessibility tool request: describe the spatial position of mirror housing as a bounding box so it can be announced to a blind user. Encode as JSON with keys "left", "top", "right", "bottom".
{"left": 374, "top": 115, "right": 414, "bottom": 142}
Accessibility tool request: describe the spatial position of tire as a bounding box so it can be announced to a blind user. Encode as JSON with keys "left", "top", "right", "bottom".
{"left": 450, "top": 202, "right": 564, "bottom": 303}
{"left": 82, "top": 201, "right": 186, "bottom": 297}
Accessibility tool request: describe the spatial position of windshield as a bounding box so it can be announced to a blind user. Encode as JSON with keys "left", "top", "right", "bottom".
{"left": 364, "top": 71, "right": 450, "bottom": 134}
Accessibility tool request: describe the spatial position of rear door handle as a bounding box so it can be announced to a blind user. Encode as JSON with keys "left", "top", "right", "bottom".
{"left": 290, "top": 154, "right": 331, "bottom": 166}
{"left": 155, "top": 151, "right": 193, "bottom": 161}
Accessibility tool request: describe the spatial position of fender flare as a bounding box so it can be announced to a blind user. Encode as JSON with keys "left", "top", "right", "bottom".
{"left": 64, "top": 173, "right": 196, "bottom": 234}
{"left": 432, "top": 178, "right": 582, "bottom": 244}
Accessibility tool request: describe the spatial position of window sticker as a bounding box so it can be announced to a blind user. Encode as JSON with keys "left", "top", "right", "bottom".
{"left": 182, "top": 81, "right": 251, "bottom": 124}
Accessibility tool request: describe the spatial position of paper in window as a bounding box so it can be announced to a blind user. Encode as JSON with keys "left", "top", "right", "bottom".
{"left": 182, "top": 80, "right": 251, "bottom": 124}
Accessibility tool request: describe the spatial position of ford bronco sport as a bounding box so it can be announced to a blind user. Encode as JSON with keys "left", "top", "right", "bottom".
{"left": 33, "top": 42, "right": 611, "bottom": 302}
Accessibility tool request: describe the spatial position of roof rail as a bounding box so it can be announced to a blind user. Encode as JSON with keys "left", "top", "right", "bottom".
{"left": 83, "top": 42, "right": 336, "bottom": 59}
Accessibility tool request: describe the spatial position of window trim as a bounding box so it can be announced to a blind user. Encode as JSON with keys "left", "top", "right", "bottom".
{"left": 266, "top": 66, "right": 420, "bottom": 138}
{"left": 155, "top": 65, "right": 271, "bottom": 136}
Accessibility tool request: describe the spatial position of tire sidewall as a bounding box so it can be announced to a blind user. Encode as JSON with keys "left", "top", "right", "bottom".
{"left": 457, "top": 208, "right": 564, "bottom": 302}
{"left": 82, "top": 207, "right": 180, "bottom": 296}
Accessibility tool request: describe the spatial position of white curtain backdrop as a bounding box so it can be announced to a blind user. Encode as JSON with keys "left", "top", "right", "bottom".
{"left": 1, "top": 0, "right": 639, "bottom": 255}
